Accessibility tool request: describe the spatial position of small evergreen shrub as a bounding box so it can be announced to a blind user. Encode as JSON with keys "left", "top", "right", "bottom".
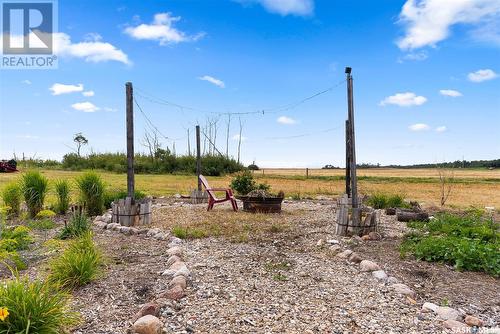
{"left": 21, "top": 171, "right": 49, "bottom": 217}
{"left": 49, "top": 232, "right": 102, "bottom": 289}
{"left": 54, "top": 179, "right": 70, "bottom": 214}
{"left": 0, "top": 275, "right": 79, "bottom": 332}
{"left": 76, "top": 172, "right": 105, "bottom": 216}
{"left": 1, "top": 183, "right": 21, "bottom": 216}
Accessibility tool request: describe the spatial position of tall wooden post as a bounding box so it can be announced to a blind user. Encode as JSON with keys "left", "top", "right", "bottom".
{"left": 345, "top": 119, "right": 351, "bottom": 197}
{"left": 346, "top": 67, "right": 360, "bottom": 232}
{"left": 196, "top": 125, "right": 202, "bottom": 191}
{"left": 126, "top": 82, "right": 135, "bottom": 200}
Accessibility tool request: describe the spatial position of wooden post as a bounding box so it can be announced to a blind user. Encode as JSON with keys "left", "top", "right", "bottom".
{"left": 346, "top": 67, "right": 360, "bottom": 233}
{"left": 306, "top": 168, "right": 309, "bottom": 179}
{"left": 345, "top": 119, "right": 351, "bottom": 197}
{"left": 196, "top": 125, "right": 202, "bottom": 191}
{"left": 126, "top": 82, "right": 135, "bottom": 200}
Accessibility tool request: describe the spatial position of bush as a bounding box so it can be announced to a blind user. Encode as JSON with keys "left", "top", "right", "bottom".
{"left": 49, "top": 232, "right": 102, "bottom": 289}
{"left": 402, "top": 212, "right": 499, "bottom": 276}
{"left": 76, "top": 172, "right": 105, "bottom": 216}
{"left": 367, "top": 193, "right": 409, "bottom": 209}
{"left": 58, "top": 212, "right": 91, "bottom": 239}
{"left": 1, "top": 183, "right": 21, "bottom": 216}
{"left": 20, "top": 171, "right": 49, "bottom": 217}
{"left": 1, "top": 226, "right": 32, "bottom": 251}
{"left": 103, "top": 189, "right": 147, "bottom": 209}
{"left": 55, "top": 179, "right": 70, "bottom": 214}
{"left": 230, "top": 171, "right": 256, "bottom": 195}
{"left": 36, "top": 209, "right": 56, "bottom": 219}
{"left": 0, "top": 275, "right": 79, "bottom": 332}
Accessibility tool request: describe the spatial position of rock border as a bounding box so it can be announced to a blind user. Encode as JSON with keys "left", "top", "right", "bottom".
{"left": 319, "top": 237, "right": 490, "bottom": 333}
{"left": 93, "top": 212, "right": 191, "bottom": 334}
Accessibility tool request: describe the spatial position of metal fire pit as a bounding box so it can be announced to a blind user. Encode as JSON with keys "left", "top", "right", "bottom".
{"left": 236, "top": 196, "right": 284, "bottom": 213}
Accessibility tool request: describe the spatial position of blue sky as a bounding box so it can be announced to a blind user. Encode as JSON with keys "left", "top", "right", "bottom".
{"left": 0, "top": 0, "right": 499, "bottom": 167}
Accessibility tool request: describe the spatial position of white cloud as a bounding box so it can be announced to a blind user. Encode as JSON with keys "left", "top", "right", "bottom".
{"left": 103, "top": 107, "right": 117, "bottom": 112}
{"left": 71, "top": 102, "right": 99, "bottom": 113}
{"left": 397, "top": 0, "right": 500, "bottom": 50}
{"left": 435, "top": 125, "right": 447, "bottom": 132}
{"left": 232, "top": 134, "right": 247, "bottom": 141}
{"left": 50, "top": 83, "right": 84, "bottom": 95}
{"left": 398, "top": 51, "right": 428, "bottom": 62}
{"left": 239, "top": 0, "right": 314, "bottom": 16}
{"left": 379, "top": 92, "right": 427, "bottom": 107}
{"left": 277, "top": 116, "right": 297, "bottom": 125}
{"left": 198, "top": 75, "right": 225, "bottom": 88}
{"left": 54, "top": 32, "right": 130, "bottom": 64}
{"left": 439, "top": 89, "right": 462, "bottom": 97}
{"left": 82, "top": 90, "right": 95, "bottom": 97}
{"left": 467, "top": 69, "right": 498, "bottom": 82}
{"left": 124, "top": 12, "right": 205, "bottom": 45}
{"left": 22, "top": 80, "right": 32, "bottom": 85}
{"left": 409, "top": 123, "right": 430, "bottom": 131}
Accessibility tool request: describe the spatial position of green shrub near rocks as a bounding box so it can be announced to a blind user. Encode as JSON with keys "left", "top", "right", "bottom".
{"left": 76, "top": 171, "right": 105, "bottom": 216}
{"left": 21, "top": 171, "right": 49, "bottom": 217}
{"left": 1, "top": 183, "right": 21, "bottom": 216}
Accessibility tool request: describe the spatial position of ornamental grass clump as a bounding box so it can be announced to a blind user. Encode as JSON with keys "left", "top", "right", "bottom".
{"left": 76, "top": 172, "right": 105, "bottom": 216}
{"left": 1, "top": 183, "right": 21, "bottom": 217}
{"left": 58, "top": 212, "right": 91, "bottom": 239}
{"left": 20, "top": 171, "right": 49, "bottom": 218}
{"left": 49, "top": 232, "right": 102, "bottom": 289}
{"left": 54, "top": 179, "right": 70, "bottom": 214}
{"left": 0, "top": 275, "right": 79, "bottom": 333}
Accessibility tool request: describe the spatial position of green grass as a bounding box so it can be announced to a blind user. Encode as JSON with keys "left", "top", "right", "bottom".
{"left": 28, "top": 218, "right": 57, "bottom": 230}
{"left": 21, "top": 171, "right": 49, "bottom": 217}
{"left": 58, "top": 212, "right": 91, "bottom": 239}
{"left": 1, "top": 183, "right": 21, "bottom": 216}
{"left": 0, "top": 275, "right": 79, "bottom": 333}
{"left": 401, "top": 212, "right": 499, "bottom": 276}
{"left": 54, "top": 179, "right": 70, "bottom": 214}
{"left": 172, "top": 225, "right": 207, "bottom": 239}
{"left": 367, "top": 193, "right": 410, "bottom": 209}
{"left": 48, "top": 232, "right": 103, "bottom": 289}
{"left": 103, "top": 188, "right": 147, "bottom": 209}
{"left": 76, "top": 172, "right": 105, "bottom": 216}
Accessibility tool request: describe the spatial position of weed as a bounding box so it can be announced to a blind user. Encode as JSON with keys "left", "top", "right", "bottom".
{"left": 21, "top": 171, "right": 49, "bottom": 217}
{"left": 273, "top": 273, "right": 288, "bottom": 281}
{"left": 172, "top": 226, "right": 206, "bottom": 239}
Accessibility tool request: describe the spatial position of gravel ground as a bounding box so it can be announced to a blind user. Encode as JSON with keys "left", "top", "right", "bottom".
{"left": 66, "top": 200, "right": 498, "bottom": 333}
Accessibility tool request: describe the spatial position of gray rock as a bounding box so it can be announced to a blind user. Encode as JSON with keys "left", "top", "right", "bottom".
{"left": 436, "top": 306, "right": 461, "bottom": 321}
{"left": 391, "top": 283, "right": 415, "bottom": 297}
{"left": 167, "top": 255, "right": 182, "bottom": 267}
{"left": 336, "top": 250, "right": 353, "bottom": 258}
{"left": 372, "top": 270, "right": 388, "bottom": 281}
{"left": 132, "top": 315, "right": 162, "bottom": 334}
{"left": 167, "top": 246, "right": 183, "bottom": 257}
{"left": 147, "top": 228, "right": 161, "bottom": 237}
{"left": 119, "top": 226, "right": 131, "bottom": 234}
{"left": 359, "top": 260, "right": 380, "bottom": 272}
{"left": 442, "top": 319, "right": 468, "bottom": 332}
{"left": 348, "top": 252, "right": 362, "bottom": 263}
{"left": 422, "top": 302, "right": 439, "bottom": 313}
{"left": 387, "top": 276, "right": 399, "bottom": 284}
{"left": 94, "top": 221, "right": 108, "bottom": 229}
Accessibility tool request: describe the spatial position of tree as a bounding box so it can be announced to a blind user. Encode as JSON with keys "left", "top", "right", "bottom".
{"left": 437, "top": 164, "right": 455, "bottom": 207}
{"left": 141, "top": 130, "right": 161, "bottom": 162}
{"left": 73, "top": 133, "right": 88, "bottom": 157}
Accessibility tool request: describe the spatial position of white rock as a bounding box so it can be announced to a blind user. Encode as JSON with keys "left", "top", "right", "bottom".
{"left": 391, "top": 283, "right": 415, "bottom": 297}
{"left": 161, "top": 269, "right": 176, "bottom": 277}
{"left": 422, "top": 302, "right": 439, "bottom": 313}
{"left": 173, "top": 266, "right": 191, "bottom": 278}
{"left": 359, "top": 260, "right": 380, "bottom": 272}
{"left": 94, "top": 221, "right": 108, "bottom": 229}
{"left": 168, "top": 237, "right": 183, "bottom": 246}
{"left": 119, "top": 226, "right": 131, "bottom": 234}
{"left": 153, "top": 232, "right": 168, "bottom": 240}
{"left": 436, "top": 306, "right": 461, "bottom": 321}
{"left": 106, "top": 223, "right": 120, "bottom": 231}
{"left": 316, "top": 239, "right": 325, "bottom": 247}
{"left": 147, "top": 228, "right": 161, "bottom": 237}
{"left": 167, "top": 246, "right": 183, "bottom": 257}
{"left": 372, "top": 270, "right": 388, "bottom": 281}
{"left": 102, "top": 212, "right": 112, "bottom": 223}
{"left": 129, "top": 227, "right": 139, "bottom": 235}
{"left": 387, "top": 276, "right": 399, "bottom": 284}
{"left": 327, "top": 239, "right": 340, "bottom": 245}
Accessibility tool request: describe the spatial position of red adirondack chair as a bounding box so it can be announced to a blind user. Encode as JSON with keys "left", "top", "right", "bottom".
{"left": 199, "top": 174, "right": 238, "bottom": 211}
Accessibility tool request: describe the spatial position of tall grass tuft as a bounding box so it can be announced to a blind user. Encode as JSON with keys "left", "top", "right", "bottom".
{"left": 0, "top": 275, "right": 79, "bottom": 333}
{"left": 367, "top": 193, "right": 409, "bottom": 209}
{"left": 55, "top": 179, "right": 70, "bottom": 214}
{"left": 76, "top": 171, "right": 105, "bottom": 216}
{"left": 1, "top": 182, "right": 21, "bottom": 216}
{"left": 49, "top": 232, "right": 102, "bottom": 289}
{"left": 58, "top": 212, "right": 91, "bottom": 239}
{"left": 20, "top": 171, "right": 49, "bottom": 217}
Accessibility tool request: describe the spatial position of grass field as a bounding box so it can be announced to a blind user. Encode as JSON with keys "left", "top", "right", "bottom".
{"left": 0, "top": 168, "right": 498, "bottom": 209}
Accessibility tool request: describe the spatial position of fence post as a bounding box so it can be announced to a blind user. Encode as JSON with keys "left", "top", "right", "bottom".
{"left": 125, "top": 82, "right": 135, "bottom": 200}
{"left": 196, "top": 125, "right": 201, "bottom": 191}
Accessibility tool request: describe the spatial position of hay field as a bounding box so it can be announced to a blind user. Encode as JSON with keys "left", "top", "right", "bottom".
{"left": 0, "top": 168, "right": 498, "bottom": 209}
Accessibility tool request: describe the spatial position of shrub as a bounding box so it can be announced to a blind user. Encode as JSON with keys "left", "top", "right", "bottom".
{"left": 49, "top": 232, "right": 102, "bottom": 289}
{"left": 230, "top": 170, "right": 269, "bottom": 195}
{"left": 36, "top": 209, "right": 56, "bottom": 219}
{"left": 55, "top": 179, "right": 70, "bottom": 214}
{"left": 76, "top": 172, "right": 105, "bottom": 216}
{"left": 0, "top": 275, "right": 79, "bottom": 332}
{"left": 1, "top": 183, "right": 21, "bottom": 216}
{"left": 20, "top": 171, "right": 49, "bottom": 217}
{"left": 58, "top": 212, "right": 91, "bottom": 239}
{"left": 367, "top": 193, "right": 409, "bottom": 209}
{"left": 103, "top": 189, "right": 147, "bottom": 209}
{"left": 1, "top": 226, "right": 32, "bottom": 250}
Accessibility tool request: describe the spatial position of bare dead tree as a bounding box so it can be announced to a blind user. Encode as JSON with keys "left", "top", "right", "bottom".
{"left": 141, "top": 129, "right": 160, "bottom": 162}
{"left": 237, "top": 117, "right": 243, "bottom": 164}
{"left": 437, "top": 164, "right": 455, "bottom": 207}
{"left": 187, "top": 128, "right": 191, "bottom": 156}
{"left": 225, "top": 114, "right": 231, "bottom": 157}
{"left": 213, "top": 118, "right": 219, "bottom": 155}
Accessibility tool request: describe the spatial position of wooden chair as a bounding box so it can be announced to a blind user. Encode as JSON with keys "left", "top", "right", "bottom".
{"left": 199, "top": 175, "right": 238, "bottom": 211}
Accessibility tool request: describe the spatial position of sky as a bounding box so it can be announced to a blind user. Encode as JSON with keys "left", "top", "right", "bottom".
{"left": 0, "top": 0, "right": 499, "bottom": 168}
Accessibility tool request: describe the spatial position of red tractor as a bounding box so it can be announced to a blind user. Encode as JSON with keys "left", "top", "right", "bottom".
{"left": 0, "top": 159, "right": 18, "bottom": 173}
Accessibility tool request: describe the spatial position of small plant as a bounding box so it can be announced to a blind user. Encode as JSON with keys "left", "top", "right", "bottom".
{"left": 20, "top": 171, "right": 49, "bottom": 217}
{"left": 0, "top": 275, "right": 79, "bottom": 332}
{"left": 55, "top": 179, "right": 70, "bottom": 214}
{"left": 172, "top": 226, "right": 206, "bottom": 239}
{"left": 49, "top": 232, "right": 102, "bottom": 289}
{"left": 230, "top": 170, "right": 256, "bottom": 195}
{"left": 58, "top": 212, "right": 91, "bottom": 239}
{"left": 367, "top": 193, "right": 410, "bottom": 209}
{"left": 1, "top": 183, "right": 21, "bottom": 216}
{"left": 1, "top": 226, "right": 32, "bottom": 250}
{"left": 36, "top": 209, "right": 56, "bottom": 219}
{"left": 76, "top": 171, "right": 105, "bottom": 216}
{"left": 103, "top": 189, "right": 147, "bottom": 209}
